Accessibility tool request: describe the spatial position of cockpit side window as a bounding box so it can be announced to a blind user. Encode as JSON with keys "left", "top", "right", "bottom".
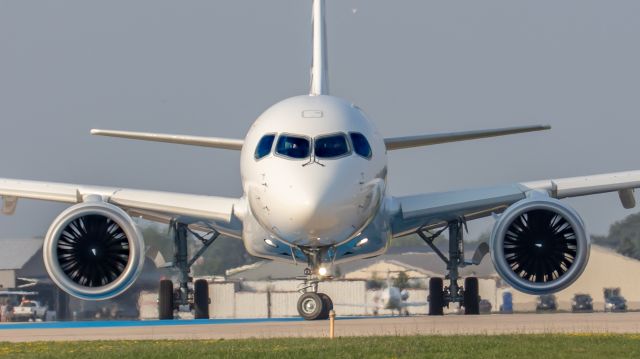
{"left": 275, "top": 134, "right": 310, "bottom": 159}
{"left": 315, "top": 133, "right": 350, "bottom": 159}
{"left": 255, "top": 134, "right": 276, "bottom": 160}
{"left": 349, "top": 132, "right": 372, "bottom": 159}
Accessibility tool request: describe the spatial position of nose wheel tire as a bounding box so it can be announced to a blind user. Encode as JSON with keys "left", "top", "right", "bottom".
{"left": 428, "top": 277, "right": 444, "bottom": 316}
{"left": 463, "top": 277, "right": 480, "bottom": 315}
{"left": 158, "top": 279, "right": 174, "bottom": 320}
{"left": 297, "top": 292, "right": 325, "bottom": 320}
{"left": 194, "top": 279, "right": 210, "bottom": 319}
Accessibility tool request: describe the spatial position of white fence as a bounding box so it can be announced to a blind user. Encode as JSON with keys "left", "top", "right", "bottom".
{"left": 139, "top": 278, "right": 502, "bottom": 319}
{"left": 209, "top": 280, "right": 369, "bottom": 318}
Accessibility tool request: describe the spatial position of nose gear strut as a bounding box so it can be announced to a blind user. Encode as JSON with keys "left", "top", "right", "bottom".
{"left": 294, "top": 247, "right": 334, "bottom": 320}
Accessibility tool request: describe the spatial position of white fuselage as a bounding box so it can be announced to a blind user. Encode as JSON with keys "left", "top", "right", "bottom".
{"left": 240, "top": 95, "right": 388, "bottom": 249}
{"left": 372, "top": 286, "right": 411, "bottom": 312}
{"left": 379, "top": 287, "right": 402, "bottom": 310}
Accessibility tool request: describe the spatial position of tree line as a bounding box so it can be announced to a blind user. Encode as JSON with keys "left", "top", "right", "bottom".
{"left": 592, "top": 212, "right": 640, "bottom": 260}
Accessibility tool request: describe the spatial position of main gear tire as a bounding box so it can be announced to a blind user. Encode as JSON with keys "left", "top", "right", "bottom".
{"left": 428, "top": 277, "right": 445, "bottom": 316}
{"left": 194, "top": 279, "right": 210, "bottom": 319}
{"left": 464, "top": 277, "right": 480, "bottom": 315}
{"left": 159, "top": 279, "right": 174, "bottom": 320}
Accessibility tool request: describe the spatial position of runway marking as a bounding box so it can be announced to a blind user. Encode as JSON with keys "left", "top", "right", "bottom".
{"left": 2, "top": 313, "right": 638, "bottom": 342}
{"left": 0, "top": 317, "right": 303, "bottom": 330}
{"left": 0, "top": 316, "right": 371, "bottom": 331}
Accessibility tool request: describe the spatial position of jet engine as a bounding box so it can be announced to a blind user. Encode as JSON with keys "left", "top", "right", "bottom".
{"left": 43, "top": 201, "right": 145, "bottom": 300}
{"left": 490, "top": 197, "right": 590, "bottom": 295}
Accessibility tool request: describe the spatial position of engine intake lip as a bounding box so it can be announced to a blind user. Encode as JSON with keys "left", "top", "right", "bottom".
{"left": 490, "top": 198, "right": 590, "bottom": 295}
{"left": 43, "top": 202, "right": 145, "bottom": 300}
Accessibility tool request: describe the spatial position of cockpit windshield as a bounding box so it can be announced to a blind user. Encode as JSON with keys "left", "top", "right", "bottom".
{"left": 261, "top": 132, "right": 372, "bottom": 162}
{"left": 349, "top": 132, "right": 372, "bottom": 159}
{"left": 255, "top": 134, "right": 275, "bottom": 160}
{"left": 275, "top": 135, "right": 310, "bottom": 159}
{"left": 314, "top": 134, "right": 350, "bottom": 159}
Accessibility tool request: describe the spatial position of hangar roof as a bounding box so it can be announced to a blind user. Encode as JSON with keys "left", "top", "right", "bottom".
{"left": 0, "top": 238, "right": 43, "bottom": 270}
{"left": 226, "top": 245, "right": 498, "bottom": 280}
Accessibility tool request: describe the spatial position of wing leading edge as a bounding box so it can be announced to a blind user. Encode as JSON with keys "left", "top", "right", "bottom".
{"left": 91, "top": 129, "right": 244, "bottom": 150}
{"left": 0, "top": 178, "right": 241, "bottom": 233}
{"left": 390, "top": 170, "right": 640, "bottom": 237}
{"left": 384, "top": 125, "right": 550, "bottom": 151}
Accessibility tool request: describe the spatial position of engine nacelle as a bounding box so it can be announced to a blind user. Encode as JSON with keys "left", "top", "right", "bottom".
{"left": 43, "top": 202, "right": 145, "bottom": 300}
{"left": 490, "top": 197, "right": 590, "bottom": 295}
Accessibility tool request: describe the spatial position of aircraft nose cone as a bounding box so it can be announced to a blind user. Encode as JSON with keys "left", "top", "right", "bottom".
{"left": 278, "top": 181, "right": 348, "bottom": 238}
{"left": 249, "top": 174, "right": 380, "bottom": 246}
{"left": 288, "top": 187, "right": 353, "bottom": 237}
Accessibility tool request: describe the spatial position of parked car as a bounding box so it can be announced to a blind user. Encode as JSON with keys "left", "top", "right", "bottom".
{"left": 536, "top": 294, "right": 558, "bottom": 312}
{"left": 571, "top": 294, "right": 593, "bottom": 313}
{"left": 603, "top": 288, "right": 621, "bottom": 299}
{"left": 603, "top": 287, "right": 627, "bottom": 312}
{"left": 604, "top": 296, "right": 627, "bottom": 312}
{"left": 12, "top": 300, "right": 47, "bottom": 321}
{"left": 479, "top": 299, "right": 492, "bottom": 314}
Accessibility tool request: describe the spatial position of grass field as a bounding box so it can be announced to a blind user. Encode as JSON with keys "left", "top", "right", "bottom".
{"left": 0, "top": 334, "right": 639, "bottom": 358}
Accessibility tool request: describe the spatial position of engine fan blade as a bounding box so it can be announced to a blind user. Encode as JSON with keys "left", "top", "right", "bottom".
{"left": 56, "top": 215, "right": 130, "bottom": 287}
{"left": 504, "top": 210, "right": 577, "bottom": 283}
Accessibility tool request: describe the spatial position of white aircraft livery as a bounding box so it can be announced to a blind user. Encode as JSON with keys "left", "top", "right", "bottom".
{"left": 2, "top": 0, "right": 640, "bottom": 320}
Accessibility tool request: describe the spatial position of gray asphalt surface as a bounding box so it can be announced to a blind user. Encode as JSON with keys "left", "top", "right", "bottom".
{"left": 0, "top": 312, "right": 638, "bottom": 342}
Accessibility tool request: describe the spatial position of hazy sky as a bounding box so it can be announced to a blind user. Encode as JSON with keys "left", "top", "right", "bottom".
{"left": 1, "top": 0, "right": 639, "bottom": 239}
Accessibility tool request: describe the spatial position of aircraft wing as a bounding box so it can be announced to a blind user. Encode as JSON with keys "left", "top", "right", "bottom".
{"left": 90, "top": 129, "right": 244, "bottom": 150}
{"left": 0, "top": 178, "right": 242, "bottom": 235}
{"left": 390, "top": 170, "right": 640, "bottom": 237}
{"left": 384, "top": 125, "right": 550, "bottom": 151}
{"left": 402, "top": 302, "right": 428, "bottom": 307}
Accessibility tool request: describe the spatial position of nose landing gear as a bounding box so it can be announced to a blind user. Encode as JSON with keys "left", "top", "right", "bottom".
{"left": 295, "top": 248, "right": 334, "bottom": 320}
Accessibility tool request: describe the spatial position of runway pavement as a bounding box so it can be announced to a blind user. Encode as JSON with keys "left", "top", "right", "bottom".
{"left": 0, "top": 312, "right": 639, "bottom": 342}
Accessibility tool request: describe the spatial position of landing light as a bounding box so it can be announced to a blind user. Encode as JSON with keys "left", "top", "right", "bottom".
{"left": 318, "top": 267, "right": 328, "bottom": 276}
{"left": 355, "top": 237, "right": 369, "bottom": 248}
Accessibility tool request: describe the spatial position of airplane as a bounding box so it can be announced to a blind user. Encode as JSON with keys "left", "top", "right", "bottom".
{"left": 1, "top": 0, "right": 640, "bottom": 321}
{"left": 344, "top": 285, "right": 422, "bottom": 317}
{"left": 335, "top": 272, "right": 426, "bottom": 316}
{"left": 368, "top": 274, "right": 427, "bottom": 316}
{"left": 371, "top": 286, "right": 418, "bottom": 316}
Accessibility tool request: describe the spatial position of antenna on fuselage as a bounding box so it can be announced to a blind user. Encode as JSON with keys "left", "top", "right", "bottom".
{"left": 310, "top": 0, "right": 329, "bottom": 96}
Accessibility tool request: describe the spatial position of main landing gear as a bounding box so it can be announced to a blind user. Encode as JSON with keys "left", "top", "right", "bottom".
{"left": 296, "top": 249, "right": 334, "bottom": 320}
{"left": 158, "top": 221, "right": 220, "bottom": 320}
{"left": 418, "top": 220, "right": 488, "bottom": 316}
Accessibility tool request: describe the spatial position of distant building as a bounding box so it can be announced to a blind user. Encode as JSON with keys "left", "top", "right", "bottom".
{"left": 506, "top": 245, "right": 640, "bottom": 311}
{"left": 0, "top": 238, "right": 43, "bottom": 290}
{"left": 226, "top": 246, "right": 497, "bottom": 281}
{"left": 0, "top": 238, "right": 168, "bottom": 320}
